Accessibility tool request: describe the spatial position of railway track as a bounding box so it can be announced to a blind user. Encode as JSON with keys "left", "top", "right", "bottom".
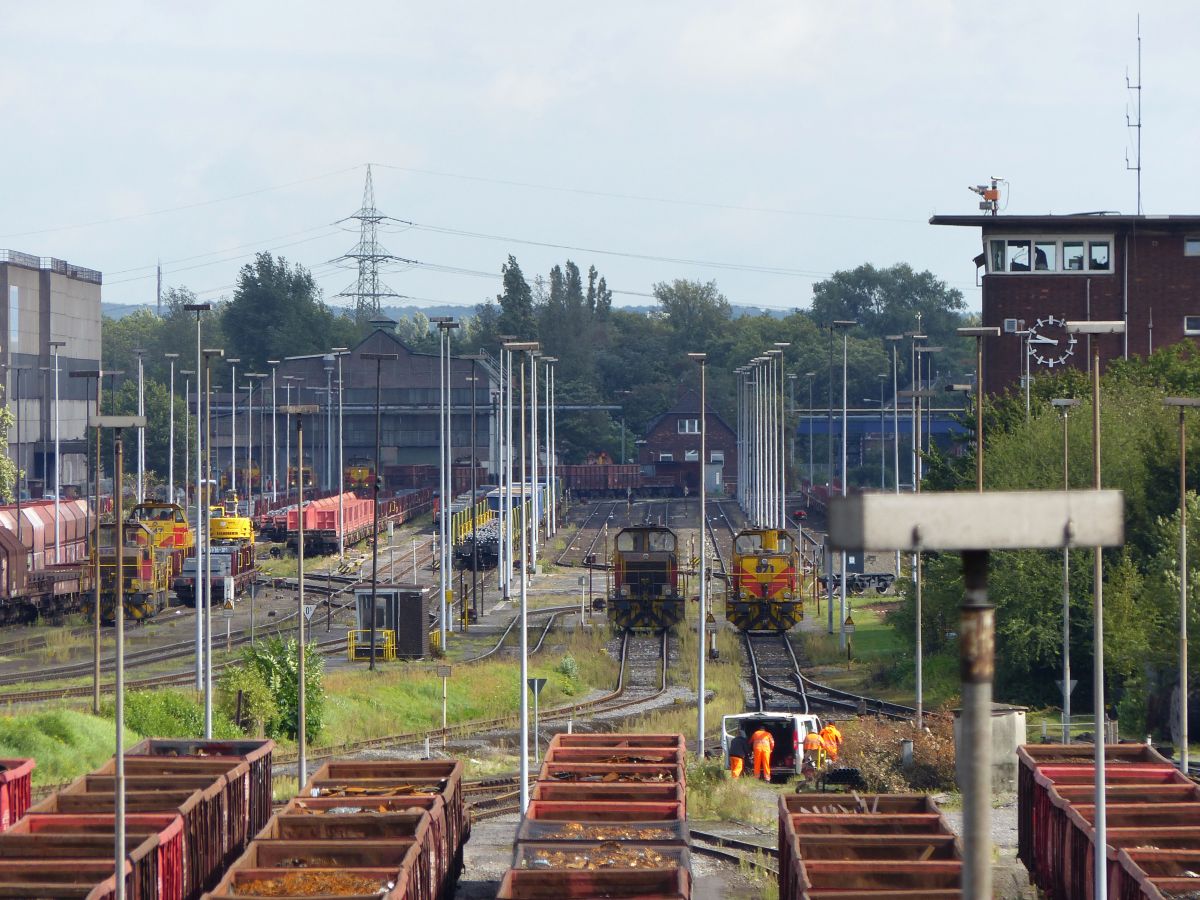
{"left": 689, "top": 828, "right": 779, "bottom": 876}
{"left": 743, "top": 631, "right": 917, "bottom": 721}
{"left": 555, "top": 501, "right": 619, "bottom": 567}
{"left": 282, "top": 628, "right": 671, "bottom": 769}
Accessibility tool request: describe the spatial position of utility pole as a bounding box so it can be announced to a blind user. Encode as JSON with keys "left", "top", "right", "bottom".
{"left": 334, "top": 164, "right": 405, "bottom": 324}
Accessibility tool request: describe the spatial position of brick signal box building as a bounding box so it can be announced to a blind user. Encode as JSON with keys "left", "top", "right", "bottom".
{"left": 931, "top": 214, "right": 1200, "bottom": 394}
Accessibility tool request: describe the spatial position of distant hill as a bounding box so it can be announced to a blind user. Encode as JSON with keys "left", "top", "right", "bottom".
{"left": 103, "top": 301, "right": 791, "bottom": 321}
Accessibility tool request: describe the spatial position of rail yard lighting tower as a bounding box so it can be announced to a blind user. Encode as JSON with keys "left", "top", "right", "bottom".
{"left": 957, "top": 328, "right": 1001, "bottom": 492}
{"left": 504, "top": 340, "right": 540, "bottom": 813}
{"left": 284, "top": 404, "right": 319, "bottom": 787}
{"left": 89, "top": 413, "right": 144, "bottom": 900}
{"left": 181, "top": 371, "right": 194, "bottom": 509}
{"left": 132, "top": 348, "right": 146, "bottom": 503}
{"left": 362, "top": 353, "right": 398, "bottom": 670}
{"left": 184, "top": 301, "right": 212, "bottom": 690}
{"left": 1164, "top": 396, "right": 1200, "bottom": 773}
{"left": 72, "top": 368, "right": 119, "bottom": 714}
{"left": 433, "top": 318, "right": 459, "bottom": 644}
{"left": 465, "top": 360, "right": 483, "bottom": 624}
{"left": 165, "top": 353, "right": 179, "bottom": 505}
{"left": 48, "top": 341, "right": 65, "bottom": 562}
{"left": 332, "top": 348, "right": 350, "bottom": 560}
{"left": 788, "top": 372, "right": 798, "bottom": 471}
{"left": 884, "top": 339, "right": 902, "bottom": 575}
{"left": 267, "top": 361, "right": 280, "bottom": 501}
{"left": 496, "top": 335, "right": 517, "bottom": 598}
{"left": 249, "top": 374, "right": 269, "bottom": 510}
{"left": 1052, "top": 397, "right": 1081, "bottom": 742}
{"left": 1066, "top": 318, "right": 1126, "bottom": 900}
{"left": 227, "top": 358, "right": 240, "bottom": 497}
{"left": 282, "top": 376, "right": 303, "bottom": 496}
{"left": 805, "top": 371, "right": 816, "bottom": 490}
{"left": 688, "top": 352, "right": 708, "bottom": 758}
{"left": 201, "top": 348, "right": 224, "bottom": 735}
{"left": 542, "top": 357, "right": 558, "bottom": 536}
{"left": 320, "top": 356, "right": 333, "bottom": 492}
{"left": 832, "top": 321, "right": 857, "bottom": 648}
{"left": 773, "top": 342, "right": 790, "bottom": 525}
{"left": 829, "top": 489, "right": 1123, "bottom": 900}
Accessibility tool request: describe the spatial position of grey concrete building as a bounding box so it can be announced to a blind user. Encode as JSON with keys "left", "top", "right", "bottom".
{"left": 1, "top": 250, "right": 103, "bottom": 497}
{"left": 207, "top": 318, "right": 496, "bottom": 493}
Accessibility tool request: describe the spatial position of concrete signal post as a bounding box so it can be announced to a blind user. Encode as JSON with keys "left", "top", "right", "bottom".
{"left": 829, "top": 489, "right": 1124, "bottom": 900}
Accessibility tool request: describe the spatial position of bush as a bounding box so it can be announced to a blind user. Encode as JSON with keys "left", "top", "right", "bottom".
{"left": 838, "top": 714, "right": 957, "bottom": 793}
{"left": 217, "top": 666, "right": 276, "bottom": 737}
{"left": 112, "top": 689, "right": 240, "bottom": 740}
{"left": 236, "top": 637, "right": 325, "bottom": 742}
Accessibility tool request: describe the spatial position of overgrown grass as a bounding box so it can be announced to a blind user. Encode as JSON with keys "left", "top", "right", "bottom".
{"left": 0, "top": 709, "right": 139, "bottom": 786}
{"left": 685, "top": 758, "right": 775, "bottom": 827}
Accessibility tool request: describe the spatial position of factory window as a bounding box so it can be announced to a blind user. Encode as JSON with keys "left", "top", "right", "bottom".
{"left": 710, "top": 450, "right": 725, "bottom": 463}
{"left": 658, "top": 453, "right": 673, "bottom": 462}
{"left": 1185, "top": 317, "right": 1200, "bottom": 336}
{"left": 1186, "top": 237, "right": 1200, "bottom": 257}
{"left": 1089, "top": 241, "right": 1111, "bottom": 271}
{"left": 677, "top": 418, "right": 699, "bottom": 434}
{"left": 684, "top": 450, "right": 699, "bottom": 462}
{"left": 1063, "top": 242, "right": 1085, "bottom": 271}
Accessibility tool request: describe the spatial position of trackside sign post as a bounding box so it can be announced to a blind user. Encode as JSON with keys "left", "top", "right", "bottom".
{"left": 829, "top": 489, "right": 1124, "bottom": 900}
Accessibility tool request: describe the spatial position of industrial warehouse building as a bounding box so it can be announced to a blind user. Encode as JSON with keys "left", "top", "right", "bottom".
{"left": 0, "top": 249, "right": 103, "bottom": 497}
{"left": 207, "top": 317, "right": 497, "bottom": 492}
{"left": 932, "top": 213, "right": 1200, "bottom": 394}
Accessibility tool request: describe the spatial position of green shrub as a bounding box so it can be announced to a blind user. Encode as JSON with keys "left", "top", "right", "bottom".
{"left": 217, "top": 665, "right": 276, "bottom": 737}
{"left": 0, "top": 709, "right": 133, "bottom": 785}
{"left": 238, "top": 637, "right": 325, "bottom": 742}
{"left": 111, "top": 689, "right": 239, "bottom": 740}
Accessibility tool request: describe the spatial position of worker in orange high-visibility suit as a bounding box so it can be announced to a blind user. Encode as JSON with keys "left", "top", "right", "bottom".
{"left": 728, "top": 732, "right": 749, "bottom": 779}
{"left": 819, "top": 724, "right": 843, "bottom": 763}
{"left": 802, "top": 729, "right": 826, "bottom": 768}
{"left": 750, "top": 727, "right": 774, "bottom": 781}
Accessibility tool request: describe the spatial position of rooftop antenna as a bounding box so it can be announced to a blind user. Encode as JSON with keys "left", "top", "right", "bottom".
{"left": 968, "top": 177, "right": 1003, "bottom": 215}
{"left": 1125, "top": 16, "right": 1143, "bottom": 214}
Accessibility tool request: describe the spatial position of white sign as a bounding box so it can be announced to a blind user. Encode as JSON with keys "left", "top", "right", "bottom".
{"left": 304, "top": 604, "right": 316, "bottom": 620}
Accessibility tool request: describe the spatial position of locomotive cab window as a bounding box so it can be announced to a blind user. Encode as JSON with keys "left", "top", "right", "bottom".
{"left": 736, "top": 534, "right": 763, "bottom": 553}
{"left": 617, "top": 532, "right": 638, "bottom": 552}
{"left": 647, "top": 531, "right": 675, "bottom": 552}
{"left": 776, "top": 534, "right": 793, "bottom": 553}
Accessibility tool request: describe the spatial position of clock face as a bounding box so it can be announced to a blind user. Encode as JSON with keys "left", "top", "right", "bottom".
{"left": 1027, "top": 315, "right": 1078, "bottom": 368}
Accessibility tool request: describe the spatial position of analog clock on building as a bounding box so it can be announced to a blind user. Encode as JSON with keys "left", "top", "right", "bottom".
{"left": 1026, "top": 315, "right": 1078, "bottom": 368}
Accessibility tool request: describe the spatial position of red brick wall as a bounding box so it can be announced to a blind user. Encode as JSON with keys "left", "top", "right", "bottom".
{"left": 638, "top": 412, "right": 738, "bottom": 482}
{"left": 980, "top": 228, "right": 1200, "bottom": 394}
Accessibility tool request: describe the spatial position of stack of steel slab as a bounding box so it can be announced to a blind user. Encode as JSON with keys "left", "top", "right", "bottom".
{"left": 779, "top": 793, "right": 963, "bottom": 899}
{"left": 1018, "top": 742, "right": 1200, "bottom": 900}
{"left": 499, "top": 732, "right": 690, "bottom": 900}
{"left": 0, "top": 759, "right": 33, "bottom": 830}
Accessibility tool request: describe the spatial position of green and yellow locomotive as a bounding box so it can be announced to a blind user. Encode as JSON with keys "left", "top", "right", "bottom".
{"left": 609, "top": 525, "right": 683, "bottom": 631}
{"left": 726, "top": 527, "right": 803, "bottom": 632}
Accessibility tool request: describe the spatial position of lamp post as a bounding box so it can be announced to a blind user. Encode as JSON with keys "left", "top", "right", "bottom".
{"left": 71, "top": 368, "right": 117, "bottom": 714}
{"left": 165, "top": 353, "right": 179, "bottom": 505}
{"left": 688, "top": 352, "right": 708, "bottom": 758}
{"left": 46, "top": 342, "right": 65, "bottom": 563}
{"left": 183, "top": 302, "right": 211, "bottom": 691}
{"left": 267, "top": 361, "right": 280, "bottom": 501}
{"left": 132, "top": 349, "right": 146, "bottom": 503}
{"left": 884, "top": 339, "right": 902, "bottom": 577}
{"left": 225, "top": 358, "right": 241, "bottom": 497}
{"left": 89, "top": 413, "right": 144, "bottom": 900}
{"left": 332, "top": 348, "right": 349, "bottom": 559}
{"left": 530, "top": 348, "right": 540, "bottom": 576}
{"left": 284, "top": 404, "right": 318, "bottom": 787}
{"left": 201, "top": 348, "right": 224, "bottom": 735}
{"left": 504, "top": 341, "right": 539, "bottom": 813}
{"left": 249, "top": 374, "right": 268, "bottom": 511}
{"left": 1065, "top": 318, "right": 1126, "bottom": 900}
{"left": 957, "top": 328, "right": 1001, "bottom": 493}
{"left": 1052, "top": 398, "right": 1081, "bottom": 742}
{"left": 543, "top": 357, "right": 557, "bottom": 537}
{"left": 805, "top": 372, "right": 816, "bottom": 490}
{"left": 181, "top": 371, "right": 194, "bottom": 511}
{"left": 1164, "top": 396, "right": 1200, "bottom": 773}
{"left": 774, "top": 343, "right": 790, "bottom": 526}
{"left": 282, "top": 376, "right": 303, "bottom": 498}
{"left": 362, "top": 353, "right": 397, "bottom": 669}
{"left": 832, "top": 321, "right": 856, "bottom": 648}
{"left": 433, "top": 318, "right": 459, "bottom": 645}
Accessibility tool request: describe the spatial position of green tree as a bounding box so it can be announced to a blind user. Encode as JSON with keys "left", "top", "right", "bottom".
{"left": 496, "top": 255, "right": 536, "bottom": 339}
{"left": 653, "top": 279, "right": 732, "bottom": 349}
{"left": 221, "top": 253, "right": 359, "bottom": 371}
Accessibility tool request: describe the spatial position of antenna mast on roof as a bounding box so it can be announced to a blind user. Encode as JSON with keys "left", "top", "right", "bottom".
{"left": 1125, "top": 16, "right": 1143, "bottom": 214}
{"left": 967, "top": 177, "right": 1002, "bottom": 215}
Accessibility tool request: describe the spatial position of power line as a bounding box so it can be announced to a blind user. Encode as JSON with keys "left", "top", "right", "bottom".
{"left": 372, "top": 161, "right": 924, "bottom": 225}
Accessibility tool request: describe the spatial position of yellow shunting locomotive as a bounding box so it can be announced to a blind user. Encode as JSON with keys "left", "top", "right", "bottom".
{"left": 726, "top": 527, "right": 803, "bottom": 632}
{"left": 609, "top": 525, "right": 683, "bottom": 631}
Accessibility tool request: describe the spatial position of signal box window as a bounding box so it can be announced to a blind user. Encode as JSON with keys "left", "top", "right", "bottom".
{"left": 677, "top": 418, "right": 699, "bottom": 434}
{"left": 1063, "top": 242, "right": 1085, "bottom": 271}
{"left": 1089, "top": 241, "right": 1110, "bottom": 271}
{"left": 989, "top": 240, "right": 1005, "bottom": 272}
{"left": 1186, "top": 237, "right": 1200, "bottom": 257}
{"left": 1185, "top": 316, "right": 1200, "bottom": 336}
{"left": 1035, "top": 241, "right": 1056, "bottom": 271}
{"left": 1006, "top": 240, "right": 1031, "bottom": 272}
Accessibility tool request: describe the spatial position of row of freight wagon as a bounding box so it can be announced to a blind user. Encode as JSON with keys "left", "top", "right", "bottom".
{"left": 206, "top": 757, "right": 467, "bottom": 899}
{"left": 778, "top": 792, "right": 964, "bottom": 898}
{"left": 499, "top": 732, "right": 690, "bottom": 900}
{"left": 0, "top": 738, "right": 273, "bottom": 899}
{"left": 1019, "top": 742, "right": 1200, "bottom": 900}
{"left": 256, "top": 488, "right": 434, "bottom": 552}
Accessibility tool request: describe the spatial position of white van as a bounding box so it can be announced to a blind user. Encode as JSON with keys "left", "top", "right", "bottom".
{"left": 722, "top": 711, "right": 823, "bottom": 781}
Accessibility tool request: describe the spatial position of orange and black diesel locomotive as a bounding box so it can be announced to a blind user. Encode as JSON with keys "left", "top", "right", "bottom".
{"left": 609, "top": 525, "right": 683, "bottom": 631}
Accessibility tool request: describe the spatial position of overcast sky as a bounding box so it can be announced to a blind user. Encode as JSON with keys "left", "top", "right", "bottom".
{"left": 3, "top": 2, "right": 1197, "bottom": 315}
